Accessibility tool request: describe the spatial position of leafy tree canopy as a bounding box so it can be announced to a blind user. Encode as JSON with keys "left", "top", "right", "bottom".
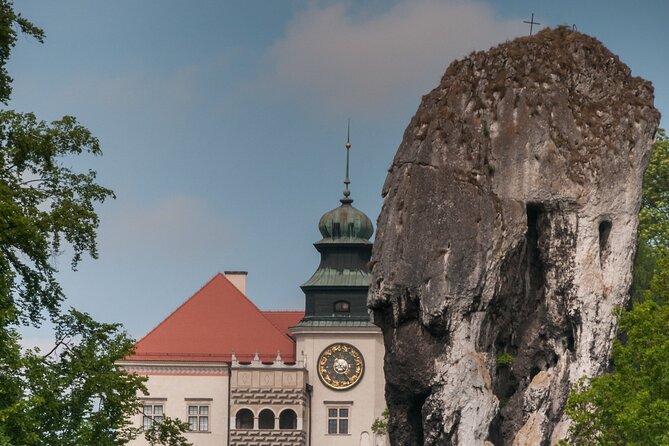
{"left": 563, "top": 301, "right": 669, "bottom": 445}
{"left": 639, "top": 128, "right": 669, "bottom": 249}
{"left": 633, "top": 129, "right": 669, "bottom": 305}
{"left": 0, "top": 0, "right": 43, "bottom": 104}
{"left": 0, "top": 1, "right": 189, "bottom": 444}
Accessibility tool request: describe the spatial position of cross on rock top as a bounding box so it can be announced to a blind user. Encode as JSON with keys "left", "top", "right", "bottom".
{"left": 524, "top": 13, "right": 540, "bottom": 35}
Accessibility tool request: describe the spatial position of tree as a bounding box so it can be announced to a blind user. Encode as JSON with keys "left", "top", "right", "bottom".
{"left": 638, "top": 129, "right": 669, "bottom": 251}
{"left": 371, "top": 408, "right": 389, "bottom": 436}
{"left": 563, "top": 301, "right": 669, "bottom": 445}
{"left": 632, "top": 128, "right": 669, "bottom": 304}
{"left": 563, "top": 129, "right": 669, "bottom": 445}
{"left": 0, "top": 0, "right": 44, "bottom": 103}
{"left": 0, "top": 1, "right": 189, "bottom": 444}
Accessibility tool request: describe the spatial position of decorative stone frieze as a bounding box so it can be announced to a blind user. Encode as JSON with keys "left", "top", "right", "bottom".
{"left": 116, "top": 360, "right": 228, "bottom": 376}
{"left": 231, "top": 387, "right": 307, "bottom": 406}
{"left": 230, "top": 429, "right": 306, "bottom": 446}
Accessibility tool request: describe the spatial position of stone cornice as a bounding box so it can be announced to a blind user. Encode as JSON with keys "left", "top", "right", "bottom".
{"left": 116, "top": 360, "right": 229, "bottom": 376}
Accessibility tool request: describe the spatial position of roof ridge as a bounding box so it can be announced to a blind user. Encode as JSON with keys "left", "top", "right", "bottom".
{"left": 134, "top": 272, "right": 226, "bottom": 345}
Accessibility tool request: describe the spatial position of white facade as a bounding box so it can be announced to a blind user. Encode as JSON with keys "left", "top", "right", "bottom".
{"left": 120, "top": 329, "right": 387, "bottom": 446}
{"left": 292, "top": 324, "right": 387, "bottom": 446}
{"left": 118, "top": 361, "right": 229, "bottom": 446}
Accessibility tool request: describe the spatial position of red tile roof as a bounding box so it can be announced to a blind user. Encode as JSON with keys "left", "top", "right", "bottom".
{"left": 126, "top": 273, "right": 299, "bottom": 363}
{"left": 262, "top": 311, "right": 304, "bottom": 338}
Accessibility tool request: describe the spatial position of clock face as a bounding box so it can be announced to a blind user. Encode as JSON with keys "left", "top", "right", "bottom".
{"left": 318, "top": 343, "right": 364, "bottom": 390}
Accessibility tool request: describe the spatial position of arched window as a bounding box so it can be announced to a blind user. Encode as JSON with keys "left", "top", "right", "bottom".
{"left": 279, "top": 409, "right": 297, "bottom": 430}
{"left": 235, "top": 409, "right": 254, "bottom": 430}
{"left": 258, "top": 409, "right": 275, "bottom": 429}
{"left": 334, "top": 300, "right": 350, "bottom": 314}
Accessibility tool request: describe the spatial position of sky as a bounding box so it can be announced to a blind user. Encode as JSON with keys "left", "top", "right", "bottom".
{"left": 9, "top": 0, "right": 668, "bottom": 344}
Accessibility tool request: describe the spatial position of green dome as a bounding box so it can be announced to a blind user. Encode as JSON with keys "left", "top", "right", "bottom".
{"left": 318, "top": 201, "right": 373, "bottom": 243}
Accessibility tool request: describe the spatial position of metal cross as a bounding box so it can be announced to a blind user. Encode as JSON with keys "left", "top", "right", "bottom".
{"left": 523, "top": 13, "right": 540, "bottom": 35}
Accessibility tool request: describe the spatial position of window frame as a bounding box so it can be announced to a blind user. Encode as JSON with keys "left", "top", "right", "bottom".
{"left": 333, "top": 300, "right": 351, "bottom": 315}
{"left": 142, "top": 402, "right": 164, "bottom": 431}
{"left": 326, "top": 405, "right": 351, "bottom": 435}
{"left": 186, "top": 403, "right": 210, "bottom": 433}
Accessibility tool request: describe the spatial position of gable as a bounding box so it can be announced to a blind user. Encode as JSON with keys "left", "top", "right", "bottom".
{"left": 126, "top": 273, "right": 298, "bottom": 362}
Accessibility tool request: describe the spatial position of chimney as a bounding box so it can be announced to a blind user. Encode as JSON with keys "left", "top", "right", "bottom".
{"left": 224, "top": 271, "right": 247, "bottom": 295}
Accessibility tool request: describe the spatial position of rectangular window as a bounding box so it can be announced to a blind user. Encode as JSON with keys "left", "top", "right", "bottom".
{"left": 187, "top": 405, "right": 210, "bottom": 432}
{"left": 142, "top": 404, "right": 164, "bottom": 430}
{"left": 326, "top": 406, "right": 350, "bottom": 434}
{"left": 328, "top": 419, "right": 337, "bottom": 434}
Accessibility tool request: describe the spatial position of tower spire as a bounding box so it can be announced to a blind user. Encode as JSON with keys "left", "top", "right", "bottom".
{"left": 341, "top": 119, "right": 353, "bottom": 204}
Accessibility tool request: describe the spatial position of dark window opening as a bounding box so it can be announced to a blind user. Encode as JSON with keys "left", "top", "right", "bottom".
{"left": 235, "top": 409, "right": 254, "bottom": 430}
{"left": 258, "top": 409, "right": 275, "bottom": 430}
{"left": 279, "top": 409, "right": 297, "bottom": 430}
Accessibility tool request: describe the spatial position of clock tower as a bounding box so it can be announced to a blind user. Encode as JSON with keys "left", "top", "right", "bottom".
{"left": 291, "top": 134, "right": 386, "bottom": 446}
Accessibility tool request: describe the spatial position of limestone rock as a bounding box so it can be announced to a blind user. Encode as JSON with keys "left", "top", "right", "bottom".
{"left": 369, "top": 28, "right": 659, "bottom": 445}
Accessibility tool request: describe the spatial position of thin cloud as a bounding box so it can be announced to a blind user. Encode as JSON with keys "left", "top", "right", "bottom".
{"left": 101, "top": 195, "right": 229, "bottom": 258}
{"left": 11, "top": 57, "right": 223, "bottom": 127}
{"left": 260, "top": 0, "right": 525, "bottom": 116}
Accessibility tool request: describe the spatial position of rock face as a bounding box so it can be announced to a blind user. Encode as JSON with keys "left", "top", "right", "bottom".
{"left": 369, "top": 28, "right": 659, "bottom": 446}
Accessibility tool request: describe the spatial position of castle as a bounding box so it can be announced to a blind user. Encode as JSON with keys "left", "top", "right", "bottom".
{"left": 118, "top": 140, "right": 387, "bottom": 446}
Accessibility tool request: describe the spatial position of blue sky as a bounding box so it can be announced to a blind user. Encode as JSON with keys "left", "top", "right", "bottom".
{"left": 9, "top": 0, "right": 668, "bottom": 342}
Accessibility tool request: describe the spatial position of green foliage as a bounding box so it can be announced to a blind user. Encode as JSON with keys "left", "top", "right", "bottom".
{"left": 630, "top": 237, "right": 658, "bottom": 302}
{"left": 1, "top": 310, "right": 190, "bottom": 445}
{"left": 144, "top": 417, "right": 193, "bottom": 446}
{"left": 0, "top": 111, "right": 114, "bottom": 325}
{"left": 564, "top": 301, "right": 669, "bottom": 445}
{"left": 633, "top": 129, "right": 669, "bottom": 304}
{"left": 0, "top": 2, "right": 190, "bottom": 445}
{"left": 371, "top": 408, "right": 389, "bottom": 435}
{"left": 496, "top": 352, "right": 514, "bottom": 368}
{"left": 5, "top": 311, "right": 143, "bottom": 445}
{"left": 639, "top": 129, "right": 669, "bottom": 249}
{"left": 0, "top": 0, "right": 44, "bottom": 104}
